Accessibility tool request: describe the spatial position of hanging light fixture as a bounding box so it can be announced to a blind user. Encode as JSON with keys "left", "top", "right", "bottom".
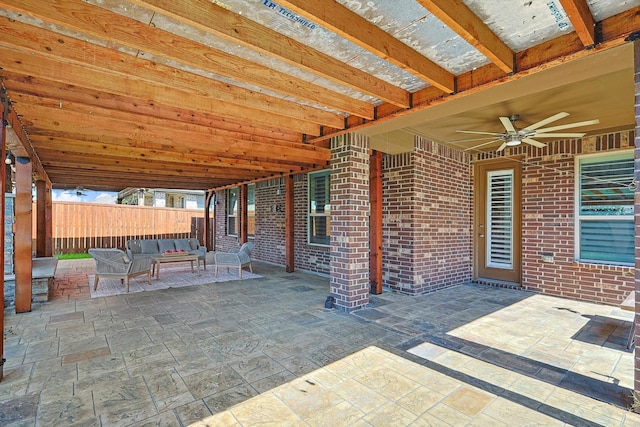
{"left": 505, "top": 134, "right": 522, "bottom": 147}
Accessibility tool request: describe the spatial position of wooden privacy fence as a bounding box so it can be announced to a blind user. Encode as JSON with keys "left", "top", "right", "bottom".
{"left": 34, "top": 202, "right": 210, "bottom": 254}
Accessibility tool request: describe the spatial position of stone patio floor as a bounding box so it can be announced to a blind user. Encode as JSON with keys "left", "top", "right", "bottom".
{"left": 1, "top": 258, "right": 640, "bottom": 426}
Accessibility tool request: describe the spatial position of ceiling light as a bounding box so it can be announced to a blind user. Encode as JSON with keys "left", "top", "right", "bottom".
{"left": 4, "top": 153, "right": 11, "bottom": 165}
{"left": 505, "top": 135, "right": 522, "bottom": 146}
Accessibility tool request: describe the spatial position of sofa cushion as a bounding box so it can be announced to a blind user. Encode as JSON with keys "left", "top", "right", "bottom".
{"left": 174, "top": 239, "right": 192, "bottom": 252}
{"left": 127, "top": 240, "right": 142, "bottom": 255}
{"left": 189, "top": 238, "right": 199, "bottom": 250}
{"left": 158, "top": 239, "right": 176, "bottom": 253}
{"left": 140, "top": 240, "right": 159, "bottom": 254}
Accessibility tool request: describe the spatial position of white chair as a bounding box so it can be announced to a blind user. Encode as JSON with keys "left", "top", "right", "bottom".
{"left": 89, "top": 248, "right": 153, "bottom": 293}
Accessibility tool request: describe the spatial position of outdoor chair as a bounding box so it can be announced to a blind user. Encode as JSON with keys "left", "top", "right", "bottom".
{"left": 214, "top": 242, "right": 255, "bottom": 279}
{"left": 88, "top": 248, "right": 153, "bottom": 293}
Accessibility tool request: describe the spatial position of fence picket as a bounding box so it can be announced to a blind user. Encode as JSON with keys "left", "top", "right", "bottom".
{"left": 32, "top": 202, "right": 208, "bottom": 254}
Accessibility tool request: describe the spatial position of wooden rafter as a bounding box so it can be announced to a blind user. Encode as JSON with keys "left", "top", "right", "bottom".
{"left": 0, "top": 47, "right": 325, "bottom": 136}
{"left": 558, "top": 0, "right": 596, "bottom": 47}
{"left": 0, "top": 0, "right": 374, "bottom": 119}
{"left": 415, "top": 0, "right": 514, "bottom": 74}
{"left": 221, "top": 0, "right": 456, "bottom": 94}
{"left": 3, "top": 74, "right": 306, "bottom": 145}
{"left": 0, "top": 19, "right": 345, "bottom": 129}
{"left": 130, "top": 0, "right": 410, "bottom": 107}
{"left": 313, "top": 5, "right": 640, "bottom": 143}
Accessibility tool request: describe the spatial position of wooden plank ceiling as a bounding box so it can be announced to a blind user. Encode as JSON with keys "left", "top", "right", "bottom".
{"left": 0, "top": 0, "right": 638, "bottom": 192}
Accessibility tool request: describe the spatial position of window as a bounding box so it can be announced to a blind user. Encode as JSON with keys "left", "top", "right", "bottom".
{"left": 248, "top": 184, "right": 255, "bottom": 237}
{"left": 576, "top": 151, "right": 633, "bottom": 264}
{"left": 227, "top": 187, "right": 238, "bottom": 236}
{"left": 308, "top": 170, "right": 330, "bottom": 246}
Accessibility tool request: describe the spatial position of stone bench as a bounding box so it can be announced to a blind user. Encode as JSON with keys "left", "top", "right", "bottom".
{"left": 4, "top": 257, "right": 59, "bottom": 306}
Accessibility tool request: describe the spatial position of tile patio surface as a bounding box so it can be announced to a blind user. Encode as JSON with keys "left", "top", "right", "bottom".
{"left": 1, "top": 259, "right": 640, "bottom": 426}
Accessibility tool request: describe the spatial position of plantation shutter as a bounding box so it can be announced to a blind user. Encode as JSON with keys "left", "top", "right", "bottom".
{"left": 487, "top": 170, "right": 513, "bottom": 269}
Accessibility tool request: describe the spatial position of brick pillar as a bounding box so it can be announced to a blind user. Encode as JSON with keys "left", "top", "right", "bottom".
{"left": 330, "top": 133, "right": 370, "bottom": 311}
{"left": 633, "top": 35, "right": 640, "bottom": 399}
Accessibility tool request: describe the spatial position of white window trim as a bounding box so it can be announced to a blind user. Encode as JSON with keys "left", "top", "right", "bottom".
{"left": 308, "top": 169, "right": 330, "bottom": 247}
{"left": 574, "top": 149, "right": 634, "bottom": 266}
{"left": 227, "top": 187, "right": 238, "bottom": 237}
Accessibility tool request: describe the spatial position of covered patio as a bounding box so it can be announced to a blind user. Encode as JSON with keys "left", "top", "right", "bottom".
{"left": 1, "top": 260, "right": 638, "bottom": 425}
{"left": 2, "top": 0, "right": 640, "bottom": 422}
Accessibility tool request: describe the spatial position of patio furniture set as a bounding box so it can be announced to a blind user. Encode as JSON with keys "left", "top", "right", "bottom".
{"left": 88, "top": 239, "right": 255, "bottom": 293}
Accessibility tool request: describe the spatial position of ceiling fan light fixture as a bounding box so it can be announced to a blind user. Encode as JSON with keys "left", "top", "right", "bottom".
{"left": 505, "top": 135, "right": 522, "bottom": 146}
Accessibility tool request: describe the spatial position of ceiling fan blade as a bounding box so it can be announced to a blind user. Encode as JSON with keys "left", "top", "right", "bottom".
{"left": 523, "top": 138, "right": 547, "bottom": 148}
{"left": 451, "top": 136, "right": 506, "bottom": 143}
{"left": 534, "top": 119, "right": 600, "bottom": 133}
{"left": 524, "top": 112, "right": 570, "bottom": 131}
{"left": 456, "top": 130, "right": 503, "bottom": 136}
{"left": 496, "top": 142, "right": 507, "bottom": 152}
{"left": 499, "top": 117, "right": 516, "bottom": 133}
{"left": 463, "top": 138, "right": 503, "bottom": 151}
{"left": 532, "top": 132, "right": 586, "bottom": 138}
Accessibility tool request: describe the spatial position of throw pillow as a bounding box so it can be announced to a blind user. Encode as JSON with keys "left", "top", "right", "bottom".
{"left": 174, "top": 239, "right": 192, "bottom": 252}
{"left": 141, "top": 240, "right": 158, "bottom": 254}
{"left": 158, "top": 239, "right": 175, "bottom": 253}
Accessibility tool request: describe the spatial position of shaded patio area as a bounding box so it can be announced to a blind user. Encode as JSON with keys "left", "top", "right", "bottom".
{"left": 1, "top": 259, "right": 639, "bottom": 426}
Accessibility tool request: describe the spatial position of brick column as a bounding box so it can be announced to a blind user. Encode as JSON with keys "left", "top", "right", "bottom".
{"left": 330, "top": 133, "right": 370, "bottom": 311}
{"left": 633, "top": 34, "right": 640, "bottom": 400}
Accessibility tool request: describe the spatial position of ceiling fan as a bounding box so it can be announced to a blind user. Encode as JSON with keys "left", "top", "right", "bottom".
{"left": 64, "top": 186, "right": 90, "bottom": 197}
{"left": 455, "top": 112, "right": 600, "bottom": 152}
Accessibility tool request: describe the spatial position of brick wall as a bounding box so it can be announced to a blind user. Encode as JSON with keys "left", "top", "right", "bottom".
{"left": 214, "top": 176, "right": 330, "bottom": 275}
{"left": 383, "top": 138, "right": 473, "bottom": 294}
{"left": 476, "top": 132, "right": 635, "bottom": 305}
{"left": 254, "top": 178, "right": 286, "bottom": 265}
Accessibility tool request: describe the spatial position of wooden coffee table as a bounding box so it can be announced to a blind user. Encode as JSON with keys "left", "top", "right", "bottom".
{"left": 152, "top": 253, "right": 200, "bottom": 279}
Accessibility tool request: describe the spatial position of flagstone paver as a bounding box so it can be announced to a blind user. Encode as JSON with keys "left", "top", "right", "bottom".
{"left": 2, "top": 258, "right": 640, "bottom": 426}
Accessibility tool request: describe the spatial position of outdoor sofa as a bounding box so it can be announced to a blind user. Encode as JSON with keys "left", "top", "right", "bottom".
{"left": 126, "top": 238, "right": 208, "bottom": 269}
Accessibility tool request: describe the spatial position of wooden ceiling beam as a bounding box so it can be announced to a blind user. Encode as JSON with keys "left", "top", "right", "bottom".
{"left": 558, "top": 0, "right": 596, "bottom": 47}
{"left": 275, "top": 0, "right": 455, "bottom": 93}
{"left": 32, "top": 138, "right": 320, "bottom": 172}
{"left": 2, "top": 74, "right": 306, "bottom": 144}
{"left": 130, "top": 0, "right": 409, "bottom": 107}
{"left": 415, "top": 0, "right": 514, "bottom": 74}
{"left": 18, "top": 102, "right": 329, "bottom": 161}
{"left": 43, "top": 168, "right": 231, "bottom": 191}
{"left": 0, "top": 18, "right": 349, "bottom": 127}
{"left": 38, "top": 155, "right": 278, "bottom": 178}
{"left": 1, "top": 86, "right": 50, "bottom": 184}
{"left": 21, "top": 107, "right": 329, "bottom": 166}
{"left": 0, "top": 48, "right": 324, "bottom": 136}
{"left": 0, "top": 0, "right": 374, "bottom": 120}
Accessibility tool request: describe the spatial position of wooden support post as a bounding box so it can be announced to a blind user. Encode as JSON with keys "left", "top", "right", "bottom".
{"left": 369, "top": 150, "right": 383, "bottom": 294}
{"left": 204, "top": 190, "right": 213, "bottom": 251}
{"left": 285, "top": 175, "right": 295, "bottom": 273}
{"left": 35, "top": 180, "right": 52, "bottom": 257}
{"left": 15, "top": 156, "right": 32, "bottom": 313}
{"left": 0, "top": 94, "right": 6, "bottom": 379}
{"left": 239, "top": 184, "right": 248, "bottom": 244}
